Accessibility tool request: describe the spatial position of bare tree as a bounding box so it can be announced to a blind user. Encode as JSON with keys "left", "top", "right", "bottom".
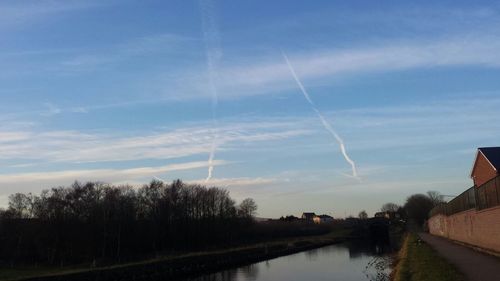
{"left": 358, "top": 210, "right": 368, "bottom": 220}
{"left": 238, "top": 198, "right": 258, "bottom": 218}
{"left": 427, "top": 191, "right": 444, "bottom": 206}
{"left": 0, "top": 179, "right": 265, "bottom": 266}
{"left": 381, "top": 202, "right": 400, "bottom": 212}
{"left": 8, "top": 193, "right": 34, "bottom": 218}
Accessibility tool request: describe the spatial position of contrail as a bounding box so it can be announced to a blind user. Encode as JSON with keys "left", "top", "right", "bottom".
{"left": 153, "top": 176, "right": 166, "bottom": 182}
{"left": 282, "top": 52, "right": 359, "bottom": 178}
{"left": 200, "top": 0, "right": 221, "bottom": 182}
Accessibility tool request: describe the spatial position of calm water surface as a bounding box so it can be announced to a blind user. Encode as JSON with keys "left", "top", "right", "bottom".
{"left": 184, "top": 240, "right": 397, "bottom": 281}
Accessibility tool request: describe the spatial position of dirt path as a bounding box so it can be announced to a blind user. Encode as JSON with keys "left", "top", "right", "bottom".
{"left": 419, "top": 233, "right": 500, "bottom": 281}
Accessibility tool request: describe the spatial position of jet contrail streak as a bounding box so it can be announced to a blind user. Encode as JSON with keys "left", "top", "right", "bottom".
{"left": 153, "top": 176, "right": 166, "bottom": 182}
{"left": 200, "top": 0, "right": 221, "bottom": 182}
{"left": 282, "top": 52, "right": 358, "bottom": 178}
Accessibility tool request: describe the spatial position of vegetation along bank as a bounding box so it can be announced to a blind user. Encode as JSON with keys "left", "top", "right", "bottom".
{"left": 392, "top": 233, "right": 465, "bottom": 281}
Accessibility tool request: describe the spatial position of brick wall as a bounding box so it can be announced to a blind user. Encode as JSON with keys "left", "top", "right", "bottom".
{"left": 472, "top": 152, "right": 497, "bottom": 187}
{"left": 428, "top": 206, "right": 500, "bottom": 253}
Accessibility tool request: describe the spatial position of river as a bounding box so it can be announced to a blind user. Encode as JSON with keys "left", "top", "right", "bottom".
{"left": 182, "top": 239, "right": 398, "bottom": 281}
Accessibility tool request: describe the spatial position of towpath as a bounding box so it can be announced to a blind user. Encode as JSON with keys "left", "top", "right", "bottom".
{"left": 419, "top": 233, "right": 500, "bottom": 281}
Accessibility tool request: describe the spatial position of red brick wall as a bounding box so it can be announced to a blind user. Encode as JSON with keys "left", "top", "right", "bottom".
{"left": 428, "top": 206, "right": 500, "bottom": 253}
{"left": 472, "top": 152, "right": 497, "bottom": 186}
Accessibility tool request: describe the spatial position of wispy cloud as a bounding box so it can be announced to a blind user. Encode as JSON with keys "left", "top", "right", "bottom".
{"left": 0, "top": 160, "right": 226, "bottom": 184}
{"left": 40, "top": 102, "right": 61, "bottom": 116}
{"left": 60, "top": 34, "right": 195, "bottom": 70}
{"left": 328, "top": 95, "right": 500, "bottom": 151}
{"left": 189, "top": 177, "right": 278, "bottom": 187}
{"left": 0, "top": 132, "right": 31, "bottom": 143}
{"left": 0, "top": 1, "right": 104, "bottom": 28}
{"left": 0, "top": 121, "right": 310, "bottom": 165}
{"left": 170, "top": 36, "right": 500, "bottom": 100}
{"left": 71, "top": 107, "right": 88, "bottom": 113}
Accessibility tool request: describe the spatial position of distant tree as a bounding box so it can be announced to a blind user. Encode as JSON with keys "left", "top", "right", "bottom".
{"left": 381, "top": 202, "right": 400, "bottom": 213}
{"left": 397, "top": 206, "right": 407, "bottom": 220}
{"left": 404, "top": 194, "right": 434, "bottom": 225}
{"left": 358, "top": 210, "right": 368, "bottom": 220}
{"left": 0, "top": 179, "right": 269, "bottom": 266}
{"left": 0, "top": 208, "right": 7, "bottom": 219}
{"left": 427, "top": 191, "right": 444, "bottom": 206}
{"left": 238, "top": 198, "right": 258, "bottom": 218}
{"left": 8, "top": 193, "right": 34, "bottom": 218}
{"left": 280, "top": 215, "right": 299, "bottom": 222}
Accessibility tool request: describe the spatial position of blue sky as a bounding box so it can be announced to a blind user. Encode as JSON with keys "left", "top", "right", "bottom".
{"left": 2, "top": 0, "right": 500, "bottom": 217}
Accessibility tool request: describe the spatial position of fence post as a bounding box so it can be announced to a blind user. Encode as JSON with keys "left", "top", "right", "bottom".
{"left": 474, "top": 186, "right": 479, "bottom": 210}
{"left": 495, "top": 176, "right": 500, "bottom": 206}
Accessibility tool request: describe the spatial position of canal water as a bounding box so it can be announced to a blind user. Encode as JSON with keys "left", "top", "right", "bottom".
{"left": 183, "top": 239, "right": 397, "bottom": 281}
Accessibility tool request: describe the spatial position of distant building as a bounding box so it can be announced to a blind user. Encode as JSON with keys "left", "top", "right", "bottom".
{"left": 314, "top": 214, "right": 334, "bottom": 224}
{"left": 301, "top": 212, "right": 317, "bottom": 222}
{"left": 470, "top": 147, "right": 500, "bottom": 186}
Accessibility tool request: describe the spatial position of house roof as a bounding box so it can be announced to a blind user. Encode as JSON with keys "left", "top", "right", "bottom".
{"left": 479, "top": 147, "right": 500, "bottom": 170}
{"left": 318, "top": 214, "right": 333, "bottom": 219}
{"left": 302, "top": 212, "right": 316, "bottom": 218}
{"left": 471, "top": 147, "right": 500, "bottom": 177}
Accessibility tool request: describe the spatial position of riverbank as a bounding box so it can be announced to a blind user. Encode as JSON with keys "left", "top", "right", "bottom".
{"left": 1, "top": 228, "right": 351, "bottom": 281}
{"left": 392, "top": 233, "right": 465, "bottom": 281}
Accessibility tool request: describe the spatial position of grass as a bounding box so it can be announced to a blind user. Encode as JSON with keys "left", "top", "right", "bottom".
{"left": 393, "top": 233, "right": 465, "bottom": 281}
{"left": 0, "top": 227, "right": 351, "bottom": 281}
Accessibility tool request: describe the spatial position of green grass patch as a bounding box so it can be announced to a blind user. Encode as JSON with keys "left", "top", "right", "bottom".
{"left": 393, "top": 233, "right": 465, "bottom": 281}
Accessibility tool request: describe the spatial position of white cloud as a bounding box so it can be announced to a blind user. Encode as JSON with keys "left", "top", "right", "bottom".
{"left": 24, "top": 34, "right": 500, "bottom": 108}
{"left": 170, "top": 36, "right": 500, "bottom": 100}
{"left": 41, "top": 102, "right": 61, "bottom": 116}
{"left": 189, "top": 177, "right": 278, "bottom": 187}
{"left": 0, "top": 160, "right": 228, "bottom": 185}
{"left": 327, "top": 95, "right": 500, "bottom": 151}
{"left": 0, "top": 132, "right": 31, "bottom": 143}
{"left": 0, "top": 121, "right": 310, "bottom": 164}
{"left": 60, "top": 33, "right": 196, "bottom": 70}
{"left": 0, "top": 1, "right": 104, "bottom": 27}
{"left": 71, "top": 107, "right": 88, "bottom": 113}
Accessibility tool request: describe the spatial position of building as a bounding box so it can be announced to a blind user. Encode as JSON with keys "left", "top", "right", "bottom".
{"left": 301, "top": 212, "right": 316, "bottom": 222}
{"left": 470, "top": 147, "right": 500, "bottom": 187}
{"left": 314, "top": 214, "right": 334, "bottom": 224}
{"left": 428, "top": 146, "right": 500, "bottom": 253}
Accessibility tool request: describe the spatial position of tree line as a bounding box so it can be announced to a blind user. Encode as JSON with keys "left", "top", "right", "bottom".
{"left": 0, "top": 180, "right": 259, "bottom": 266}
{"left": 374, "top": 191, "right": 444, "bottom": 225}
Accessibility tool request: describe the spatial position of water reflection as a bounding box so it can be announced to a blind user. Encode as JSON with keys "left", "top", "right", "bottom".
{"left": 305, "top": 248, "right": 319, "bottom": 261}
{"left": 184, "top": 239, "right": 396, "bottom": 281}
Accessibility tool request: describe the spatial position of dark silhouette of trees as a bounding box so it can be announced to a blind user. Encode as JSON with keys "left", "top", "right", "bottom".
{"left": 279, "top": 215, "right": 299, "bottom": 222}
{"left": 7, "top": 193, "right": 35, "bottom": 219}
{"left": 402, "top": 191, "right": 445, "bottom": 226}
{"left": 238, "top": 198, "right": 258, "bottom": 218}
{"left": 426, "top": 190, "right": 444, "bottom": 206}
{"left": 0, "top": 180, "right": 266, "bottom": 267}
{"left": 358, "top": 210, "right": 368, "bottom": 220}
{"left": 380, "top": 202, "right": 400, "bottom": 213}
{"left": 403, "top": 194, "right": 434, "bottom": 225}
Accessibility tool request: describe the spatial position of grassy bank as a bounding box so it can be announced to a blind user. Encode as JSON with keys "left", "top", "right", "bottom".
{"left": 392, "top": 233, "right": 465, "bottom": 281}
{"left": 1, "top": 227, "right": 351, "bottom": 281}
